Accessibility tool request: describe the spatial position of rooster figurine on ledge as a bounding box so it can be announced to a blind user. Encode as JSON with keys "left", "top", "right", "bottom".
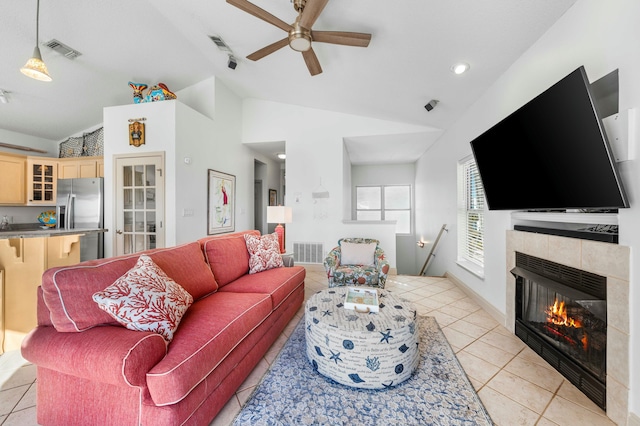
{"left": 128, "top": 82, "right": 176, "bottom": 103}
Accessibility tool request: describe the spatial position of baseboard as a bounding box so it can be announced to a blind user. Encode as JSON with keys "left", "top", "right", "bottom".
{"left": 629, "top": 412, "right": 640, "bottom": 426}
{"left": 445, "top": 271, "right": 506, "bottom": 327}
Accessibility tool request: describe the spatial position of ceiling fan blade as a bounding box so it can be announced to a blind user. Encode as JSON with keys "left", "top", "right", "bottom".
{"left": 312, "top": 31, "right": 371, "bottom": 47}
{"left": 226, "top": 0, "right": 292, "bottom": 32}
{"left": 302, "top": 48, "right": 322, "bottom": 76}
{"left": 299, "top": 0, "right": 329, "bottom": 29}
{"left": 247, "top": 38, "right": 289, "bottom": 61}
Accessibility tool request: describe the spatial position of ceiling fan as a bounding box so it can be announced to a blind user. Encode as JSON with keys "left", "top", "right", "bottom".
{"left": 227, "top": 0, "right": 371, "bottom": 76}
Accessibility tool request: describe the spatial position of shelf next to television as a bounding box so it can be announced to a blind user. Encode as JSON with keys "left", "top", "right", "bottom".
{"left": 512, "top": 211, "right": 618, "bottom": 243}
{"left": 511, "top": 211, "right": 618, "bottom": 225}
{"left": 513, "top": 224, "right": 618, "bottom": 244}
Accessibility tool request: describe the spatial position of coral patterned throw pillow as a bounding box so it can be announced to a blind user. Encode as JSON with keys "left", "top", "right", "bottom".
{"left": 92, "top": 255, "right": 193, "bottom": 342}
{"left": 244, "top": 233, "right": 284, "bottom": 274}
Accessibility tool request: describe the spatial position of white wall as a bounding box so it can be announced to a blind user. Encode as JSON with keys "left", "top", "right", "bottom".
{"left": 103, "top": 100, "right": 180, "bottom": 255}
{"left": 342, "top": 144, "right": 352, "bottom": 220}
{"left": 174, "top": 101, "right": 218, "bottom": 243}
{"left": 206, "top": 80, "right": 261, "bottom": 236}
{"left": 0, "top": 129, "right": 57, "bottom": 157}
{"left": 0, "top": 130, "right": 70, "bottom": 224}
{"left": 102, "top": 78, "right": 266, "bottom": 257}
{"left": 414, "top": 0, "right": 640, "bottom": 418}
{"left": 252, "top": 156, "right": 282, "bottom": 235}
{"left": 241, "top": 99, "right": 434, "bottom": 267}
{"left": 350, "top": 164, "right": 415, "bottom": 216}
{"left": 351, "top": 163, "right": 417, "bottom": 274}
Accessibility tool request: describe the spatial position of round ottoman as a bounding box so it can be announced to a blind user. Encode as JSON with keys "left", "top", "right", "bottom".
{"left": 305, "top": 288, "right": 420, "bottom": 389}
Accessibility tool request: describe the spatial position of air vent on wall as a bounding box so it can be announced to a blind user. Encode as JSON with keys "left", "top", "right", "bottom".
{"left": 293, "top": 242, "right": 324, "bottom": 264}
{"left": 44, "top": 39, "right": 82, "bottom": 59}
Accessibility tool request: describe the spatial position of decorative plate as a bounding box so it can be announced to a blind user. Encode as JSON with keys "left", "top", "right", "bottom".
{"left": 38, "top": 210, "right": 57, "bottom": 227}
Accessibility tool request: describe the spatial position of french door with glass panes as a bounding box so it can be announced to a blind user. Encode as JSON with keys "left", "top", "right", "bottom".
{"left": 114, "top": 153, "right": 164, "bottom": 256}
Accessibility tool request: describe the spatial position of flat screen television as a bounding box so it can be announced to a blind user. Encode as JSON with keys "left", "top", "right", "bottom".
{"left": 470, "top": 66, "right": 629, "bottom": 211}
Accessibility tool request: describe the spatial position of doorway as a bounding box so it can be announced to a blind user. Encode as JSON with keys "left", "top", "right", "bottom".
{"left": 254, "top": 160, "right": 267, "bottom": 234}
{"left": 254, "top": 180, "right": 263, "bottom": 233}
{"left": 114, "top": 152, "right": 165, "bottom": 256}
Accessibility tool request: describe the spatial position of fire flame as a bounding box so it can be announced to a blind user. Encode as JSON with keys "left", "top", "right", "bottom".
{"left": 546, "top": 299, "right": 582, "bottom": 328}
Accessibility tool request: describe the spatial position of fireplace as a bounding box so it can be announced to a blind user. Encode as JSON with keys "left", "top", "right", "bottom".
{"left": 505, "top": 230, "right": 630, "bottom": 424}
{"left": 512, "top": 252, "right": 607, "bottom": 409}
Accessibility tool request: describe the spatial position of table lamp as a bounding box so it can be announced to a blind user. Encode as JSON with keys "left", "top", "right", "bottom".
{"left": 267, "top": 206, "right": 292, "bottom": 253}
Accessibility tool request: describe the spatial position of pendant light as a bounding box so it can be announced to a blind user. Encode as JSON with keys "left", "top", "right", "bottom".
{"left": 20, "top": 0, "right": 52, "bottom": 82}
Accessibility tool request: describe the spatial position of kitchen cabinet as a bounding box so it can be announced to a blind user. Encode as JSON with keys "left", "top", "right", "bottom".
{"left": 1, "top": 151, "right": 104, "bottom": 206}
{"left": 26, "top": 158, "right": 57, "bottom": 205}
{"left": 0, "top": 153, "right": 26, "bottom": 205}
{"left": 97, "top": 158, "right": 104, "bottom": 177}
{"left": 57, "top": 156, "right": 103, "bottom": 179}
{"left": 0, "top": 234, "right": 82, "bottom": 352}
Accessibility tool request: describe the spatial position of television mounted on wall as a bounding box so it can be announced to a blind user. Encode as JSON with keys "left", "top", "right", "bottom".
{"left": 470, "top": 66, "right": 629, "bottom": 211}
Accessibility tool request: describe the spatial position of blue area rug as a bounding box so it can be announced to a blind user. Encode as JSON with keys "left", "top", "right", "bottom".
{"left": 233, "top": 315, "right": 493, "bottom": 425}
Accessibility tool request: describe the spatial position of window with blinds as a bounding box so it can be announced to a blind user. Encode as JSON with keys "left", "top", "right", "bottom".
{"left": 457, "top": 156, "right": 485, "bottom": 270}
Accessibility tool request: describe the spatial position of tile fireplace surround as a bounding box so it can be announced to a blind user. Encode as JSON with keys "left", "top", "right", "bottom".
{"left": 506, "top": 230, "right": 630, "bottom": 425}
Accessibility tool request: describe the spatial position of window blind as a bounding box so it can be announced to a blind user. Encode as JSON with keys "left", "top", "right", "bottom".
{"left": 457, "top": 157, "right": 485, "bottom": 268}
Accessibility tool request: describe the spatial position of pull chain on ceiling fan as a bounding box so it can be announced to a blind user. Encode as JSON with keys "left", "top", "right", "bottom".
{"left": 226, "top": 0, "right": 371, "bottom": 76}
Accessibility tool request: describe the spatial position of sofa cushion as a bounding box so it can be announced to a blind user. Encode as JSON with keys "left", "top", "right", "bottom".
{"left": 42, "top": 242, "right": 217, "bottom": 333}
{"left": 199, "top": 230, "right": 260, "bottom": 287}
{"left": 144, "top": 242, "right": 218, "bottom": 299}
{"left": 146, "top": 291, "right": 272, "bottom": 405}
{"left": 92, "top": 255, "right": 193, "bottom": 342}
{"left": 219, "top": 265, "right": 305, "bottom": 309}
{"left": 244, "top": 232, "right": 284, "bottom": 274}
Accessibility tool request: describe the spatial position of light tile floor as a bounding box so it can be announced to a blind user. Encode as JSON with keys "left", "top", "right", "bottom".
{"left": 0, "top": 269, "right": 615, "bottom": 426}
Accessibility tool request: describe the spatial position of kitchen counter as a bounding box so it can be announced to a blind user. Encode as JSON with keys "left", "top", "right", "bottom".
{"left": 0, "top": 227, "right": 107, "bottom": 239}
{"left": 0, "top": 226, "right": 107, "bottom": 352}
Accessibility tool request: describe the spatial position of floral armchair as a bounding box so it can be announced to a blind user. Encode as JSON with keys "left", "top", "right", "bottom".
{"left": 323, "top": 238, "right": 389, "bottom": 288}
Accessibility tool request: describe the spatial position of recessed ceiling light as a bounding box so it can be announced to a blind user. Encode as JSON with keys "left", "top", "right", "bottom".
{"left": 277, "top": 153, "right": 286, "bottom": 159}
{"left": 451, "top": 62, "right": 470, "bottom": 75}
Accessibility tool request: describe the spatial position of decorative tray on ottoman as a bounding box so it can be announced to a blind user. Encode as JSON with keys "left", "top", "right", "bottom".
{"left": 344, "top": 287, "right": 379, "bottom": 313}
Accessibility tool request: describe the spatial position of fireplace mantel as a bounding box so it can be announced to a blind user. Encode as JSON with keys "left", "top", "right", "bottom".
{"left": 511, "top": 211, "right": 618, "bottom": 225}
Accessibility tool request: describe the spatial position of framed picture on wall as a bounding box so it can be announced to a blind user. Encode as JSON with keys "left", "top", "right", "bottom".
{"left": 207, "top": 169, "right": 235, "bottom": 235}
{"left": 269, "top": 189, "right": 277, "bottom": 206}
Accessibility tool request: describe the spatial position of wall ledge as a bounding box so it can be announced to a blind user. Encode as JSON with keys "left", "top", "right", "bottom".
{"left": 341, "top": 220, "right": 397, "bottom": 225}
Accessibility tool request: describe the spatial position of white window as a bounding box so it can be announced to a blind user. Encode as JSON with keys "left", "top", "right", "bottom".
{"left": 457, "top": 156, "right": 485, "bottom": 275}
{"left": 356, "top": 185, "right": 411, "bottom": 234}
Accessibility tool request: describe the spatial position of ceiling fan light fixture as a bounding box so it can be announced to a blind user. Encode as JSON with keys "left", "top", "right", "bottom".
{"left": 289, "top": 35, "right": 311, "bottom": 52}
{"left": 289, "top": 21, "right": 312, "bottom": 52}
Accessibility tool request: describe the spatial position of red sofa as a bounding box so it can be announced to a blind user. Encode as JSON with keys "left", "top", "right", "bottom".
{"left": 21, "top": 230, "right": 306, "bottom": 426}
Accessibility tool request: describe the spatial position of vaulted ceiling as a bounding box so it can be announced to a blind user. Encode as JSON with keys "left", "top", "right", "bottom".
{"left": 0, "top": 0, "right": 576, "bottom": 162}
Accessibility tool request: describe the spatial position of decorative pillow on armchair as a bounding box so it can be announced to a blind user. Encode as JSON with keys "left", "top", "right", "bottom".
{"left": 92, "top": 255, "right": 193, "bottom": 342}
{"left": 244, "top": 233, "right": 284, "bottom": 274}
{"left": 340, "top": 242, "right": 377, "bottom": 266}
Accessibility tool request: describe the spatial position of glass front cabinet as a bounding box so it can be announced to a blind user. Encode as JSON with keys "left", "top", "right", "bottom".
{"left": 27, "top": 158, "right": 57, "bottom": 205}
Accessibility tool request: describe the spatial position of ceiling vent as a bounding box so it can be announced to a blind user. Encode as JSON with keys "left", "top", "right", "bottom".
{"left": 209, "top": 35, "right": 232, "bottom": 53}
{"left": 43, "top": 39, "right": 82, "bottom": 59}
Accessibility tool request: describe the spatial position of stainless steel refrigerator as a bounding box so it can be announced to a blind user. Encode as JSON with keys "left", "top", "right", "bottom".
{"left": 56, "top": 178, "right": 104, "bottom": 261}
